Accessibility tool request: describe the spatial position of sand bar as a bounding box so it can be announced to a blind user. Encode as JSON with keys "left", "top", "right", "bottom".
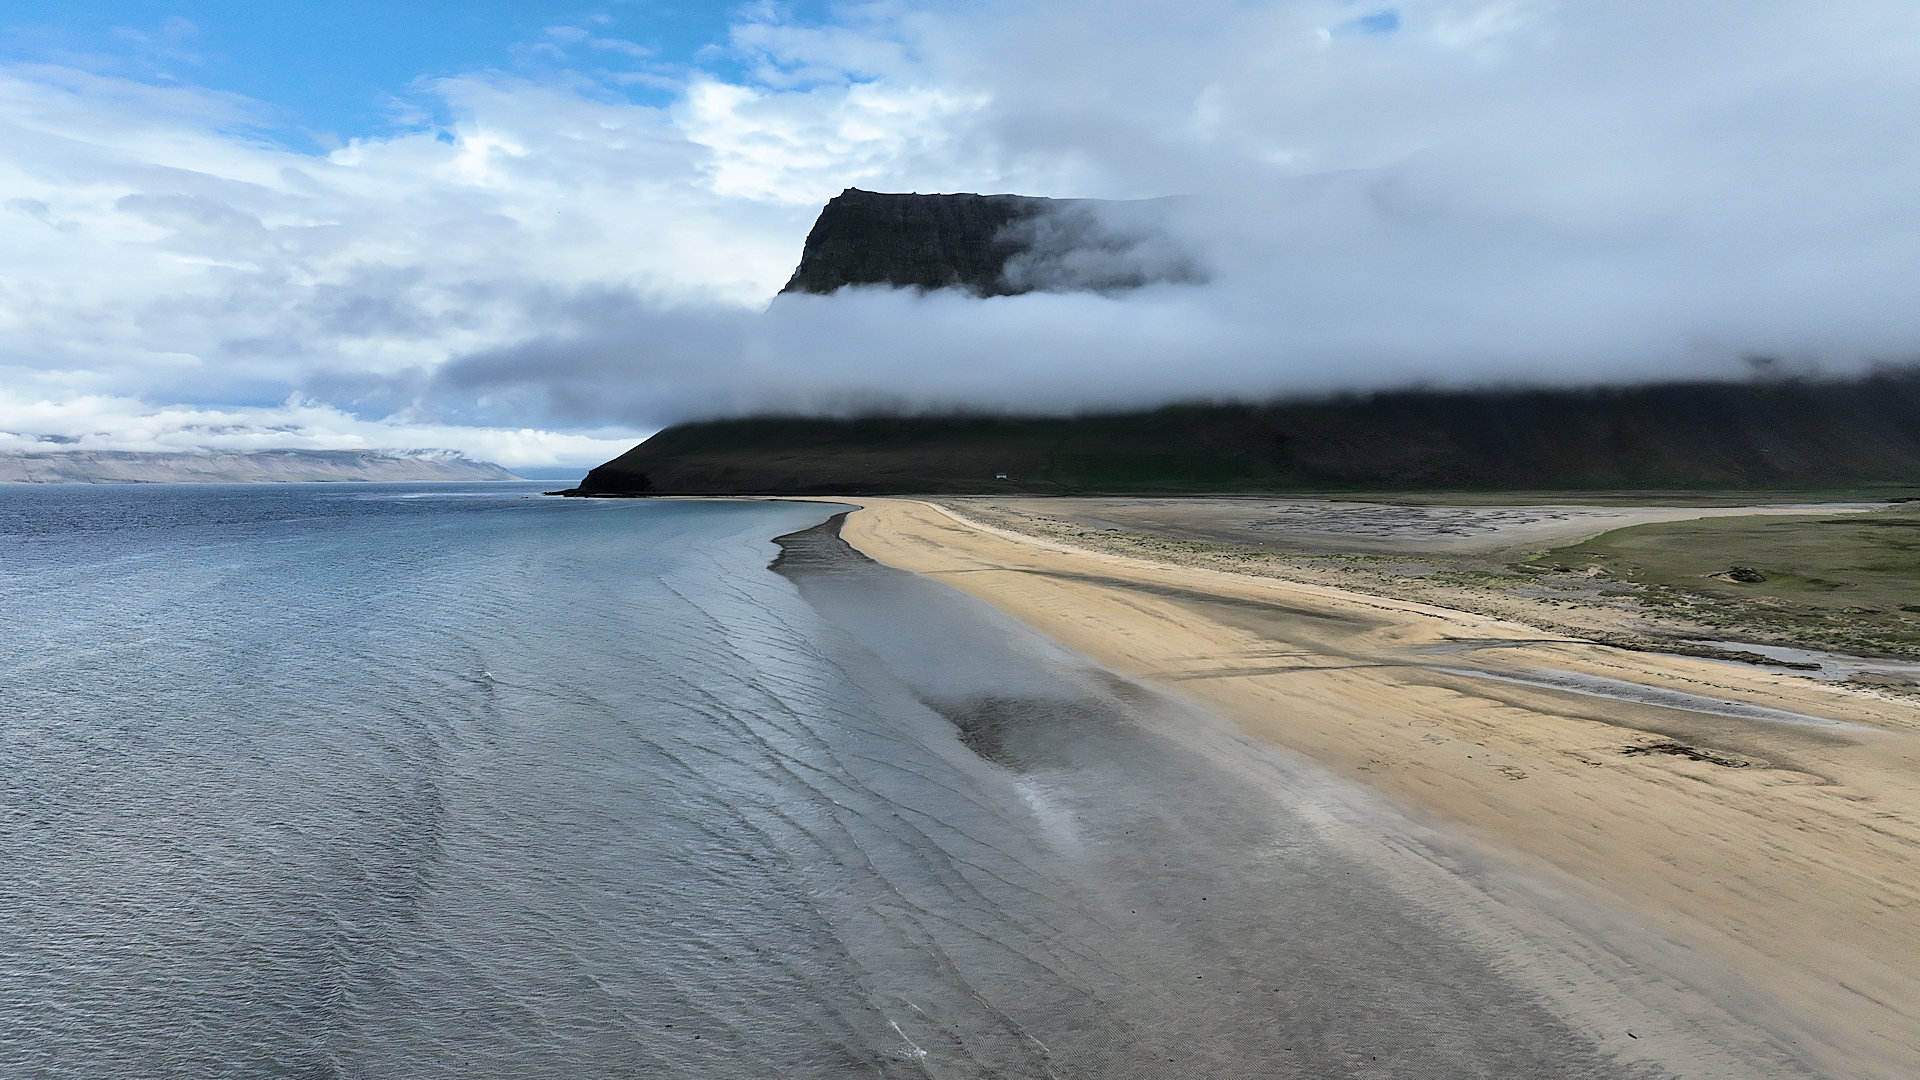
{"left": 835, "top": 496, "right": 1920, "bottom": 1080}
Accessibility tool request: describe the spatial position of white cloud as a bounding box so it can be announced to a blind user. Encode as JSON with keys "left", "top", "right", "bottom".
{"left": 0, "top": 389, "right": 638, "bottom": 468}
{"left": 678, "top": 77, "right": 988, "bottom": 202}
{"left": 5, "top": 1, "right": 1920, "bottom": 459}
{"left": 0, "top": 62, "right": 837, "bottom": 461}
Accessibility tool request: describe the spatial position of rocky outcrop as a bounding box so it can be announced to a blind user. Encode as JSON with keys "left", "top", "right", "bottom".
{"left": 0, "top": 449, "right": 521, "bottom": 484}
{"left": 779, "top": 188, "right": 1200, "bottom": 297}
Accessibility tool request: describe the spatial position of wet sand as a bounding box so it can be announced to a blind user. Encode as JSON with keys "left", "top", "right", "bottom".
{"left": 831, "top": 497, "right": 1920, "bottom": 1080}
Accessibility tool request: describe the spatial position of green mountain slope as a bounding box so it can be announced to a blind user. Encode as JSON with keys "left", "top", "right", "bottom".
{"left": 567, "top": 372, "right": 1920, "bottom": 496}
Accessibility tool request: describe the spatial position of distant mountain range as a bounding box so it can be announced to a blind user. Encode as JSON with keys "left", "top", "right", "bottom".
{"left": 0, "top": 449, "right": 520, "bottom": 484}
{"left": 566, "top": 372, "right": 1920, "bottom": 496}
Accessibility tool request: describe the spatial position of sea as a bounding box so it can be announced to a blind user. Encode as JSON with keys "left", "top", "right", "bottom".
{"left": 0, "top": 482, "right": 1638, "bottom": 1079}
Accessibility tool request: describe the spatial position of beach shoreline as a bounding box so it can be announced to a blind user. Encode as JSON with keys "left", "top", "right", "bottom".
{"left": 831, "top": 496, "right": 1920, "bottom": 1079}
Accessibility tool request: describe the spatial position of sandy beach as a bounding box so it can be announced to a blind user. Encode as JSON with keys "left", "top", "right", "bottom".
{"left": 834, "top": 497, "right": 1920, "bottom": 1080}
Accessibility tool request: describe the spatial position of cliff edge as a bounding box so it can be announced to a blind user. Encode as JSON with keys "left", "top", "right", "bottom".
{"left": 779, "top": 188, "right": 1198, "bottom": 297}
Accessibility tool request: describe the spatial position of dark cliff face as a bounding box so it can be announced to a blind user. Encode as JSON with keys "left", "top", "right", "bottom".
{"left": 779, "top": 188, "right": 1201, "bottom": 297}
{"left": 568, "top": 371, "right": 1920, "bottom": 496}
{"left": 781, "top": 189, "right": 1045, "bottom": 296}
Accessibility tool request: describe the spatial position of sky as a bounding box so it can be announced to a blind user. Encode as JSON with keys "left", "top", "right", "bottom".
{"left": 4, "top": 2, "right": 1920, "bottom": 467}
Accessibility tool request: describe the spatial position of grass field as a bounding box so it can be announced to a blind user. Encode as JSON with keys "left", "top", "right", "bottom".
{"left": 1538, "top": 502, "right": 1920, "bottom": 656}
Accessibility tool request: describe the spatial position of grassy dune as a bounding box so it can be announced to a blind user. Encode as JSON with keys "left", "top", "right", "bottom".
{"left": 1540, "top": 503, "right": 1920, "bottom": 657}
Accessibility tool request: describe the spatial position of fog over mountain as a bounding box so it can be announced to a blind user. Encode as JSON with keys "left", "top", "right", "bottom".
{"left": 5, "top": 3, "right": 1920, "bottom": 461}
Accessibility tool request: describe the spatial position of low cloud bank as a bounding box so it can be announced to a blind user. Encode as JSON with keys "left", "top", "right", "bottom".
{"left": 0, "top": 391, "right": 637, "bottom": 469}
{"left": 5, "top": 2, "right": 1920, "bottom": 448}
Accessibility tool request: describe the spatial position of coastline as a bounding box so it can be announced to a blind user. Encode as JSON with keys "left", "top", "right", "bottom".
{"left": 832, "top": 496, "right": 1920, "bottom": 1079}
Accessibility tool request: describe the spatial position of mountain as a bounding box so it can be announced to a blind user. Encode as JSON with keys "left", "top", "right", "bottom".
{"left": 0, "top": 449, "right": 522, "bottom": 484}
{"left": 564, "top": 372, "right": 1920, "bottom": 496}
{"left": 779, "top": 188, "right": 1199, "bottom": 297}
{"left": 569, "top": 188, "right": 1920, "bottom": 497}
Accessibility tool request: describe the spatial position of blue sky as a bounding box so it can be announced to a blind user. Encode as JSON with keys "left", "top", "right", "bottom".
{"left": 0, "top": 0, "right": 829, "bottom": 148}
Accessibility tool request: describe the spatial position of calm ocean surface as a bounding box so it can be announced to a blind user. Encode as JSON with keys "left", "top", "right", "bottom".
{"left": 0, "top": 483, "right": 1634, "bottom": 1079}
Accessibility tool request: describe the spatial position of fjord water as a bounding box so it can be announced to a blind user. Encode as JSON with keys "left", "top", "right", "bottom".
{"left": 0, "top": 484, "right": 1631, "bottom": 1078}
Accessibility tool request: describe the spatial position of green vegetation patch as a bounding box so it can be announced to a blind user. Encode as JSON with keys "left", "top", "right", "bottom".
{"left": 1047, "top": 452, "right": 1274, "bottom": 491}
{"left": 1538, "top": 504, "right": 1920, "bottom": 656}
{"left": 572, "top": 371, "right": 1920, "bottom": 496}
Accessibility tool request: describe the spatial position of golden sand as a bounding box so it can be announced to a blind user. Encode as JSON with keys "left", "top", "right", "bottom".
{"left": 834, "top": 497, "right": 1920, "bottom": 1079}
